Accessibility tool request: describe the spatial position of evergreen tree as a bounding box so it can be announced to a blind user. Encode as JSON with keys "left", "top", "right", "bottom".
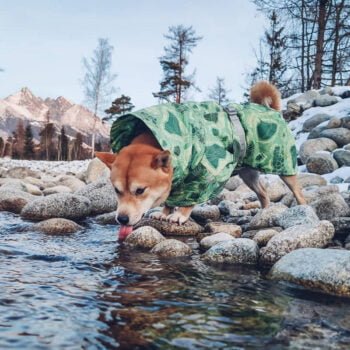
{"left": 12, "top": 120, "right": 25, "bottom": 159}
{"left": 208, "top": 77, "right": 231, "bottom": 105}
{"left": 104, "top": 94, "right": 134, "bottom": 121}
{"left": 58, "top": 127, "right": 69, "bottom": 161}
{"left": 72, "top": 132, "right": 83, "bottom": 160}
{"left": 153, "top": 25, "right": 202, "bottom": 103}
{"left": 0, "top": 137, "right": 4, "bottom": 157}
{"left": 24, "top": 124, "right": 35, "bottom": 159}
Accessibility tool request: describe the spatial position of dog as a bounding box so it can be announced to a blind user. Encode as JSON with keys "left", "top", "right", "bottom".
{"left": 96, "top": 81, "right": 306, "bottom": 240}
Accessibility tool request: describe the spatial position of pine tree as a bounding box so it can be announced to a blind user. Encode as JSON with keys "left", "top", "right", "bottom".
{"left": 24, "top": 124, "right": 35, "bottom": 159}
{"left": 153, "top": 25, "right": 202, "bottom": 103}
{"left": 72, "top": 132, "right": 83, "bottom": 160}
{"left": 208, "top": 77, "right": 231, "bottom": 105}
{"left": 58, "top": 127, "right": 69, "bottom": 161}
{"left": 104, "top": 94, "right": 134, "bottom": 121}
{"left": 0, "top": 137, "right": 4, "bottom": 157}
{"left": 12, "top": 120, "right": 25, "bottom": 159}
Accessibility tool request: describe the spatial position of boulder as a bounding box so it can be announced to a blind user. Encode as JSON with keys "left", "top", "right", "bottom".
{"left": 341, "top": 90, "right": 350, "bottom": 99}
{"left": 330, "top": 217, "right": 350, "bottom": 237}
{"left": 287, "top": 90, "right": 320, "bottom": 112}
{"left": 86, "top": 157, "right": 110, "bottom": 183}
{"left": 307, "top": 125, "right": 328, "bottom": 139}
{"left": 249, "top": 203, "right": 287, "bottom": 229}
{"left": 310, "top": 192, "right": 350, "bottom": 220}
{"left": 33, "top": 218, "right": 83, "bottom": 235}
{"left": 21, "top": 193, "right": 91, "bottom": 221}
{"left": 125, "top": 226, "right": 166, "bottom": 249}
{"left": 297, "top": 173, "right": 327, "bottom": 188}
{"left": 269, "top": 248, "right": 350, "bottom": 297}
{"left": 202, "top": 238, "right": 259, "bottom": 265}
{"left": 23, "top": 183, "right": 42, "bottom": 196}
{"left": 204, "top": 222, "right": 242, "bottom": 237}
{"left": 299, "top": 138, "right": 337, "bottom": 164}
{"left": 302, "top": 113, "right": 331, "bottom": 132}
{"left": 191, "top": 205, "right": 220, "bottom": 222}
{"left": 75, "top": 179, "right": 117, "bottom": 215}
{"left": 265, "top": 178, "right": 289, "bottom": 202}
{"left": 306, "top": 153, "right": 338, "bottom": 175}
{"left": 259, "top": 221, "right": 334, "bottom": 265}
{"left": 314, "top": 95, "right": 338, "bottom": 107}
{"left": 57, "top": 176, "right": 85, "bottom": 192}
{"left": 218, "top": 200, "right": 243, "bottom": 215}
{"left": 341, "top": 116, "right": 350, "bottom": 129}
{"left": 224, "top": 176, "right": 243, "bottom": 191}
{"left": 320, "top": 128, "right": 350, "bottom": 147}
{"left": 200, "top": 232, "right": 235, "bottom": 250}
{"left": 43, "top": 185, "right": 72, "bottom": 195}
{"left": 253, "top": 229, "right": 279, "bottom": 247}
{"left": 274, "top": 205, "right": 319, "bottom": 229}
{"left": 326, "top": 117, "right": 342, "bottom": 129}
{"left": 151, "top": 239, "right": 192, "bottom": 257}
{"left": 330, "top": 176, "right": 343, "bottom": 184}
{"left": 95, "top": 211, "right": 116, "bottom": 225}
{"left": 333, "top": 149, "right": 350, "bottom": 167}
{"left": 0, "top": 190, "right": 35, "bottom": 213}
{"left": 6, "top": 166, "right": 40, "bottom": 179}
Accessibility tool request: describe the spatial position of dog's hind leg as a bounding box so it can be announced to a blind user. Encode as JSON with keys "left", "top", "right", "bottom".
{"left": 238, "top": 167, "right": 270, "bottom": 208}
{"left": 280, "top": 175, "right": 306, "bottom": 205}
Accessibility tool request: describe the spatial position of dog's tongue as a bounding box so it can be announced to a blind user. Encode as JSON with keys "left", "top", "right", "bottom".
{"left": 118, "top": 225, "right": 133, "bottom": 241}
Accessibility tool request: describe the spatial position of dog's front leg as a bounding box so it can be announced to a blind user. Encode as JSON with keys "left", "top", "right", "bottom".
{"left": 167, "top": 206, "right": 194, "bottom": 225}
{"left": 149, "top": 205, "right": 172, "bottom": 221}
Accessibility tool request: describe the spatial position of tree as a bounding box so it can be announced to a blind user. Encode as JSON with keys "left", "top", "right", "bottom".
{"left": 208, "top": 77, "right": 231, "bottom": 105}
{"left": 58, "top": 127, "right": 69, "bottom": 161}
{"left": 0, "top": 137, "right": 4, "bottom": 157}
{"left": 12, "top": 120, "right": 25, "bottom": 159}
{"left": 24, "top": 124, "right": 35, "bottom": 159}
{"left": 82, "top": 38, "right": 117, "bottom": 157}
{"left": 104, "top": 94, "right": 134, "bottom": 121}
{"left": 39, "top": 116, "right": 56, "bottom": 161}
{"left": 72, "top": 132, "right": 83, "bottom": 160}
{"left": 3, "top": 137, "right": 13, "bottom": 158}
{"left": 153, "top": 25, "right": 202, "bottom": 103}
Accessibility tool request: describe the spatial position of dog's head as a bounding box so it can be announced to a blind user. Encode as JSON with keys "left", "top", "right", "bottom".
{"left": 96, "top": 145, "right": 173, "bottom": 229}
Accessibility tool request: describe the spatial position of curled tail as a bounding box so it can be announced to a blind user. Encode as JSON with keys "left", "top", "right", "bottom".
{"left": 250, "top": 81, "right": 281, "bottom": 111}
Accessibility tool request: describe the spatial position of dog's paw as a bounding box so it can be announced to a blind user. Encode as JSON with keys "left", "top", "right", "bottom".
{"left": 149, "top": 211, "right": 167, "bottom": 221}
{"left": 166, "top": 212, "right": 188, "bottom": 225}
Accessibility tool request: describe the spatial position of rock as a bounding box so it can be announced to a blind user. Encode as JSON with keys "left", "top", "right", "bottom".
{"left": 21, "top": 193, "right": 91, "bottom": 221}
{"left": 266, "top": 178, "right": 289, "bottom": 202}
{"left": 191, "top": 205, "right": 220, "bottom": 222}
{"left": 308, "top": 125, "right": 328, "bottom": 139}
{"left": 6, "top": 166, "right": 40, "bottom": 179}
{"left": 202, "top": 238, "right": 259, "bottom": 265}
{"left": 319, "top": 87, "right": 334, "bottom": 95}
{"left": 306, "top": 153, "right": 338, "bottom": 175}
{"left": 0, "top": 178, "right": 27, "bottom": 192}
{"left": 326, "top": 117, "right": 342, "bottom": 129}
{"left": 310, "top": 192, "right": 350, "bottom": 220}
{"left": 24, "top": 176, "right": 45, "bottom": 189}
{"left": 58, "top": 176, "right": 85, "bottom": 192}
{"left": 0, "top": 190, "right": 35, "bottom": 213}
{"left": 125, "top": 226, "right": 166, "bottom": 249}
{"left": 218, "top": 200, "right": 243, "bottom": 215}
{"left": 253, "top": 229, "right": 279, "bottom": 247}
{"left": 333, "top": 149, "right": 350, "bottom": 166}
{"left": 33, "top": 218, "right": 83, "bottom": 235}
{"left": 314, "top": 95, "right": 338, "bottom": 107}
{"left": 269, "top": 248, "right": 350, "bottom": 297}
{"left": 204, "top": 222, "right": 242, "bottom": 237}
{"left": 75, "top": 179, "right": 117, "bottom": 215}
{"left": 299, "top": 138, "right": 338, "bottom": 164}
{"left": 43, "top": 185, "right": 73, "bottom": 195}
{"left": 302, "top": 113, "right": 331, "bottom": 132}
{"left": 134, "top": 218, "right": 204, "bottom": 236}
{"left": 274, "top": 205, "right": 319, "bottom": 229}
{"left": 341, "top": 116, "right": 350, "bottom": 129}
{"left": 331, "top": 217, "right": 350, "bottom": 237}
{"left": 151, "top": 239, "right": 192, "bottom": 257}
{"left": 297, "top": 173, "right": 327, "bottom": 188}
{"left": 243, "top": 201, "right": 261, "bottom": 210}
{"left": 200, "top": 232, "right": 235, "bottom": 250}
{"left": 320, "top": 128, "right": 350, "bottom": 147}
{"left": 249, "top": 203, "right": 287, "bottom": 229}
{"left": 287, "top": 90, "right": 320, "bottom": 112}
{"left": 341, "top": 90, "right": 350, "bottom": 99}
{"left": 330, "top": 176, "right": 344, "bottom": 184}
{"left": 259, "top": 221, "right": 334, "bottom": 265}
{"left": 95, "top": 211, "right": 116, "bottom": 225}
{"left": 224, "top": 176, "right": 243, "bottom": 191}
{"left": 86, "top": 157, "right": 110, "bottom": 183}
{"left": 23, "top": 183, "right": 42, "bottom": 196}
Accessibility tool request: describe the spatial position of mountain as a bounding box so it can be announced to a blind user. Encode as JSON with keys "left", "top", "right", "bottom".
{"left": 0, "top": 87, "right": 110, "bottom": 146}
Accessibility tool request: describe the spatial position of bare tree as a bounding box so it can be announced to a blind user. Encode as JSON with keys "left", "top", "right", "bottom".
{"left": 208, "top": 77, "right": 231, "bottom": 105}
{"left": 82, "top": 38, "right": 117, "bottom": 157}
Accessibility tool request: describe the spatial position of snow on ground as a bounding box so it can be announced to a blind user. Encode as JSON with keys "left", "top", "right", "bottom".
{"left": 331, "top": 86, "right": 350, "bottom": 96}
{"left": 0, "top": 158, "right": 89, "bottom": 174}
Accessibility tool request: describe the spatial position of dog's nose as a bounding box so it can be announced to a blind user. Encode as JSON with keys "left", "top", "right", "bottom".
{"left": 117, "top": 215, "right": 129, "bottom": 225}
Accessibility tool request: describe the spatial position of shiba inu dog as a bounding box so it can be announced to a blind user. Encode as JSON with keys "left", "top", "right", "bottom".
{"left": 96, "top": 81, "right": 305, "bottom": 240}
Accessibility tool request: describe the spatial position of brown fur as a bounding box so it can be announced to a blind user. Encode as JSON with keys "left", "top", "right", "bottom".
{"left": 250, "top": 81, "right": 281, "bottom": 111}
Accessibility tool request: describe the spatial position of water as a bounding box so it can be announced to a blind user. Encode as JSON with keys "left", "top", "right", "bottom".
{"left": 0, "top": 212, "right": 350, "bottom": 349}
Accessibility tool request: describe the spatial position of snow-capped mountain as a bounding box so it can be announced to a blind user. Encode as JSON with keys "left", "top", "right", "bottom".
{"left": 0, "top": 87, "right": 110, "bottom": 145}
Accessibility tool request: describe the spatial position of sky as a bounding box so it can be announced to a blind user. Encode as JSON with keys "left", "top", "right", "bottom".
{"left": 0, "top": 0, "right": 267, "bottom": 111}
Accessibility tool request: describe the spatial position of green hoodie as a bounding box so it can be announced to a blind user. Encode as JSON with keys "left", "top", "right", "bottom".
{"left": 110, "top": 101, "right": 297, "bottom": 207}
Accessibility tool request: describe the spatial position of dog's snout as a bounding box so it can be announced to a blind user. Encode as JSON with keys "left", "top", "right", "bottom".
{"left": 117, "top": 215, "right": 129, "bottom": 225}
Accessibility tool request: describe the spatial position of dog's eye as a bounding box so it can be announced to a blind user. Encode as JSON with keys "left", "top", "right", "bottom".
{"left": 135, "top": 187, "right": 146, "bottom": 196}
{"left": 115, "top": 187, "right": 121, "bottom": 195}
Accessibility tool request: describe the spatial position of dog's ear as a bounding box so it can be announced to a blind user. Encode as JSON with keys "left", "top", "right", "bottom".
{"left": 151, "top": 150, "right": 171, "bottom": 170}
{"left": 95, "top": 152, "right": 117, "bottom": 169}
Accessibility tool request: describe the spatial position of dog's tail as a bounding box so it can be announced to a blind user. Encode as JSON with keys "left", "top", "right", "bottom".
{"left": 250, "top": 81, "right": 281, "bottom": 111}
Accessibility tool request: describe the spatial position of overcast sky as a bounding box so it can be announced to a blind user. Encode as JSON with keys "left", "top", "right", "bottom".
{"left": 0, "top": 0, "right": 266, "bottom": 110}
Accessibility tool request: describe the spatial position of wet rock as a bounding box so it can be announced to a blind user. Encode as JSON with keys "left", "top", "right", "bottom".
{"left": 86, "top": 157, "right": 110, "bottom": 183}
{"left": 224, "top": 176, "right": 243, "bottom": 191}
{"left": 259, "top": 221, "right": 334, "bottom": 265}
{"left": 269, "top": 248, "right": 350, "bottom": 297}
{"left": 6, "top": 166, "right": 40, "bottom": 179}
{"left": 297, "top": 173, "right": 327, "bottom": 188}
{"left": 302, "top": 113, "right": 331, "bottom": 132}
{"left": 125, "top": 226, "right": 166, "bottom": 249}
{"left": 306, "top": 153, "right": 338, "bottom": 175}
{"left": 134, "top": 218, "right": 204, "bottom": 236}
{"left": 320, "top": 128, "right": 350, "bottom": 147}
{"left": 43, "top": 185, "right": 72, "bottom": 195}
{"left": 33, "top": 218, "right": 83, "bottom": 235}
{"left": 310, "top": 192, "right": 350, "bottom": 220}
{"left": 200, "top": 232, "right": 234, "bottom": 250}
{"left": 266, "top": 178, "right": 289, "bottom": 202}
{"left": 202, "top": 238, "right": 259, "bottom": 265}
{"left": 95, "top": 211, "right": 116, "bottom": 225}
{"left": 330, "top": 217, "right": 350, "bottom": 237}
{"left": 21, "top": 193, "right": 91, "bottom": 221}
{"left": 274, "top": 205, "right": 319, "bottom": 229}
{"left": 191, "top": 205, "right": 220, "bottom": 222}
{"left": 253, "top": 229, "right": 279, "bottom": 247}
{"left": 249, "top": 203, "right": 287, "bottom": 229}
{"left": 75, "top": 179, "right": 117, "bottom": 215}
{"left": 299, "top": 138, "right": 337, "bottom": 164}
{"left": 58, "top": 175, "right": 85, "bottom": 192}
{"left": 204, "top": 222, "right": 241, "bottom": 237}
{"left": 0, "top": 190, "right": 35, "bottom": 214}
{"left": 151, "top": 239, "right": 192, "bottom": 257}
{"left": 314, "top": 95, "right": 338, "bottom": 107}
{"left": 333, "top": 149, "right": 350, "bottom": 166}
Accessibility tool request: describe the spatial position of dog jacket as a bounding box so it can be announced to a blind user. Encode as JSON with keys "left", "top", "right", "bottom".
{"left": 110, "top": 101, "right": 297, "bottom": 207}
